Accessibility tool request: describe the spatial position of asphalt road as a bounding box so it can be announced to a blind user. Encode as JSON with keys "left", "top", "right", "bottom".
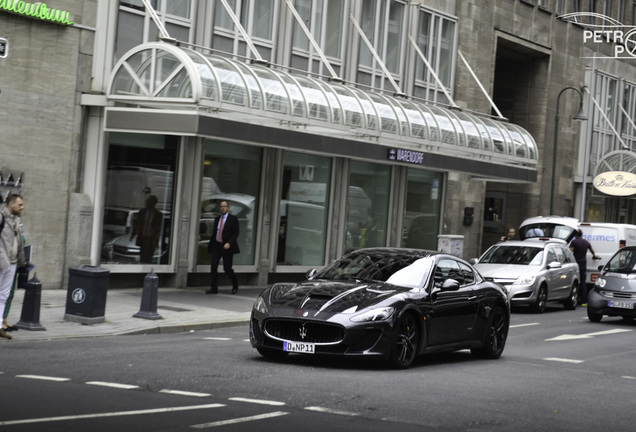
{"left": 1, "top": 302, "right": 635, "bottom": 431}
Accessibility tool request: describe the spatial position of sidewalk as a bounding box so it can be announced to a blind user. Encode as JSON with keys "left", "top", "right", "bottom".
{"left": 1, "top": 285, "right": 264, "bottom": 342}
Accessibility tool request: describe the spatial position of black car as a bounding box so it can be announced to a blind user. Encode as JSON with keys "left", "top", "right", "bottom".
{"left": 588, "top": 246, "right": 636, "bottom": 322}
{"left": 250, "top": 248, "right": 510, "bottom": 369}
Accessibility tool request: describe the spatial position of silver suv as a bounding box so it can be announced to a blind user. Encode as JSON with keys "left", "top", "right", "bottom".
{"left": 473, "top": 239, "right": 579, "bottom": 313}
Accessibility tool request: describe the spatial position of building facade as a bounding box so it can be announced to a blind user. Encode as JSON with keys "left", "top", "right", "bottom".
{"left": 1, "top": 0, "right": 634, "bottom": 289}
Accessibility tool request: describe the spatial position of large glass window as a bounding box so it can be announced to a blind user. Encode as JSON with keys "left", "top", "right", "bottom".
{"left": 357, "top": 0, "right": 406, "bottom": 91}
{"left": 590, "top": 73, "right": 618, "bottom": 172}
{"left": 198, "top": 141, "right": 262, "bottom": 266}
{"left": 116, "top": 0, "right": 193, "bottom": 61}
{"left": 290, "top": 0, "right": 344, "bottom": 76}
{"left": 622, "top": 82, "right": 636, "bottom": 150}
{"left": 402, "top": 169, "right": 443, "bottom": 250}
{"left": 278, "top": 152, "right": 332, "bottom": 266}
{"left": 413, "top": 9, "right": 457, "bottom": 105}
{"left": 101, "top": 133, "right": 178, "bottom": 265}
{"left": 212, "top": 0, "right": 276, "bottom": 61}
{"left": 345, "top": 161, "right": 391, "bottom": 252}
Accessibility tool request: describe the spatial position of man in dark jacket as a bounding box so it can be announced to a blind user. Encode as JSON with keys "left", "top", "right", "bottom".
{"left": 207, "top": 200, "right": 240, "bottom": 294}
{"left": 131, "top": 195, "right": 163, "bottom": 264}
{"left": 570, "top": 229, "right": 599, "bottom": 305}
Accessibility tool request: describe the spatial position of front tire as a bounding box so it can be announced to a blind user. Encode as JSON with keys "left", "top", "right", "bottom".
{"left": 472, "top": 306, "right": 508, "bottom": 359}
{"left": 388, "top": 313, "right": 419, "bottom": 369}
{"left": 563, "top": 282, "right": 578, "bottom": 310}
{"left": 587, "top": 309, "right": 603, "bottom": 322}
{"left": 532, "top": 285, "right": 547, "bottom": 313}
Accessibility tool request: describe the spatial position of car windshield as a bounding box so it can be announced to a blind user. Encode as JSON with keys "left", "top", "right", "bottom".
{"left": 605, "top": 249, "right": 636, "bottom": 273}
{"left": 480, "top": 245, "right": 544, "bottom": 265}
{"left": 314, "top": 251, "right": 430, "bottom": 286}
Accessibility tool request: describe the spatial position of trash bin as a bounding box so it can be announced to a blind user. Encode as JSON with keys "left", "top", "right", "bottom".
{"left": 64, "top": 265, "right": 110, "bottom": 324}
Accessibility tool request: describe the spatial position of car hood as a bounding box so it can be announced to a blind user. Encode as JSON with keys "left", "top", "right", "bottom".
{"left": 475, "top": 264, "right": 539, "bottom": 280}
{"left": 264, "top": 280, "right": 411, "bottom": 314}
{"left": 600, "top": 272, "right": 636, "bottom": 291}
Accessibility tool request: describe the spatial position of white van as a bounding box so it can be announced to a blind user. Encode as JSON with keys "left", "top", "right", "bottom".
{"left": 519, "top": 216, "right": 636, "bottom": 286}
{"left": 577, "top": 222, "right": 636, "bottom": 285}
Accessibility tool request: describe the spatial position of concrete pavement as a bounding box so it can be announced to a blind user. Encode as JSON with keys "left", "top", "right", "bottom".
{"left": 1, "top": 285, "right": 265, "bottom": 342}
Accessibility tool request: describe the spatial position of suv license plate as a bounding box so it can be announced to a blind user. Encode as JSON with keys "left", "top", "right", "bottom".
{"left": 608, "top": 301, "right": 634, "bottom": 309}
{"left": 283, "top": 341, "right": 315, "bottom": 354}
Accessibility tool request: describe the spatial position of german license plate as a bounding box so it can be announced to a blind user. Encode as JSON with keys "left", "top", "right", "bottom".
{"left": 283, "top": 341, "right": 315, "bottom": 354}
{"left": 608, "top": 300, "right": 634, "bottom": 309}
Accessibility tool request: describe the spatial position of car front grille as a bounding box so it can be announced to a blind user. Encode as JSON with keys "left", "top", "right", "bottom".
{"left": 603, "top": 291, "right": 636, "bottom": 300}
{"left": 264, "top": 319, "right": 345, "bottom": 344}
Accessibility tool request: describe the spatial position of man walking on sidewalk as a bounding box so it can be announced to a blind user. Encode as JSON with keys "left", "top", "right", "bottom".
{"left": 0, "top": 194, "right": 27, "bottom": 339}
{"left": 207, "top": 200, "right": 240, "bottom": 294}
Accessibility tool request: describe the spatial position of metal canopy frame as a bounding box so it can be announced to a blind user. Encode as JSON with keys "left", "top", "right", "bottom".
{"left": 106, "top": 42, "right": 538, "bottom": 174}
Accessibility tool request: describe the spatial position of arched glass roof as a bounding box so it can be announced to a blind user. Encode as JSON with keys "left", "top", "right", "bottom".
{"left": 107, "top": 42, "right": 538, "bottom": 168}
{"left": 594, "top": 150, "right": 636, "bottom": 176}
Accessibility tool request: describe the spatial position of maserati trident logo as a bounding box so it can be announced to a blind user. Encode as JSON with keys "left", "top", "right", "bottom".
{"left": 299, "top": 323, "right": 308, "bottom": 340}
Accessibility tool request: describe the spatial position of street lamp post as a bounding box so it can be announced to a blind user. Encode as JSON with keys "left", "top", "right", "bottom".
{"left": 550, "top": 86, "right": 587, "bottom": 215}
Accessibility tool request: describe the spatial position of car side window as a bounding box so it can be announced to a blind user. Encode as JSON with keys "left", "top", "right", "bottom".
{"left": 434, "top": 259, "right": 463, "bottom": 288}
{"left": 546, "top": 247, "right": 558, "bottom": 264}
{"left": 458, "top": 261, "right": 475, "bottom": 286}
{"left": 554, "top": 247, "right": 566, "bottom": 264}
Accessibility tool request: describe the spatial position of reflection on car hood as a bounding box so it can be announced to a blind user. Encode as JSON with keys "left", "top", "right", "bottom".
{"left": 266, "top": 280, "right": 410, "bottom": 314}
{"left": 475, "top": 264, "right": 538, "bottom": 280}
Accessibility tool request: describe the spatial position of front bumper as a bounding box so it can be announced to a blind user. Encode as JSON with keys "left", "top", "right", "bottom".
{"left": 588, "top": 288, "right": 636, "bottom": 318}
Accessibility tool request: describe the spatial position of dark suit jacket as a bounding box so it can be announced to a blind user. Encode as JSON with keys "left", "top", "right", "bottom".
{"left": 207, "top": 213, "right": 240, "bottom": 254}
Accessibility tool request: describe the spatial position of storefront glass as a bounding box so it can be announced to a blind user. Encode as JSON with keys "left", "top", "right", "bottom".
{"left": 403, "top": 169, "right": 443, "bottom": 250}
{"left": 198, "top": 141, "right": 262, "bottom": 266}
{"left": 346, "top": 161, "right": 391, "bottom": 252}
{"left": 101, "top": 133, "right": 178, "bottom": 265}
{"left": 277, "top": 152, "right": 332, "bottom": 266}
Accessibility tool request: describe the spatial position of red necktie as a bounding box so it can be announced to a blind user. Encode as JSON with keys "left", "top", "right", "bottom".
{"left": 217, "top": 216, "right": 225, "bottom": 242}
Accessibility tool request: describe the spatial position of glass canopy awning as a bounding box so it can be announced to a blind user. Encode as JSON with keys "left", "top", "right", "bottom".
{"left": 106, "top": 42, "right": 538, "bottom": 175}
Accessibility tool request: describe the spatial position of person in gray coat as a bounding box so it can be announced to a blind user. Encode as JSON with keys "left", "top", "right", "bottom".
{"left": 0, "top": 194, "right": 26, "bottom": 340}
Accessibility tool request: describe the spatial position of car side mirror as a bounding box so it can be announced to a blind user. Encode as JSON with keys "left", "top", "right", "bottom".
{"left": 598, "top": 265, "right": 604, "bottom": 271}
{"left": 306, "top": 268, "right": 317, "bottom": 280}
{"left": 469, "top": 258, "right": 478, "bottom": 265}
{"left": 548, "top": 261, "right": 562, "bottom": 269}
{"left": 441, "top": 279, "right": 460, "bottom": 291}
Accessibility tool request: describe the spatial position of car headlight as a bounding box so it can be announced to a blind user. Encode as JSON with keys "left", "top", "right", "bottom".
{"left": 350, "top": 307, "right": 395, "bottom": 323}
{"left": 253, "top": 296, "right": 268, "bottom": 314}
{"left": 513, "top": 274, "right": 536, "bottom": 285}
{"left": 596, "top": 277, "right": 606, "bottom": 288}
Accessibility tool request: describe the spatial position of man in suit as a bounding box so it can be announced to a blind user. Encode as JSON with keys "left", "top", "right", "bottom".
{"left": 207, "top": 200, "right": 240, "bottom": 294}
{"left": 131, "top": 195, "right": 163, "bottom": 264}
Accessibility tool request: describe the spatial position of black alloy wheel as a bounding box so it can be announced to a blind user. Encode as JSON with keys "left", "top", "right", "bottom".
{"left": 471, "top": 305, "right": 508, "bottom": 359}
{"left": 388, "top": 313, "right": 419, "bottom": 369}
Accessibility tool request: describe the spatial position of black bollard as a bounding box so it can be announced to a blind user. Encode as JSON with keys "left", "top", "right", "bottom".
{"left": 133, "top": 269, "right": 162, "bottom": 320}
{"left": 15, "top": 273, "right": 46, "bottom": 331}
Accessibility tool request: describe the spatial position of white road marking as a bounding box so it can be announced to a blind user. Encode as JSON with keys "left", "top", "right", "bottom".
{"left": 190, "top": 411, "right": 289, "bottom": 428}
{"left": 229, "top": 397, "right": 286, "bottom": 406}
{"left": 543, "top": 357, "right": 584, "bottom": 364}
{"left": 621, "top": 376, "right": 636, "bottom": 380}
{"left": 160, "top": 389, "right": 211, "bottom": 397}
{"left": 0, "top": 404, "right": 225, "bottom": 426}
{"left": 86, "top": 381, "right": 140, "bottom": 390}
{"left": 16, "top": 375, "right": 71, "bottom": 382}
{"left": 204, "top": 337, "right": 232, "bottom": 341}
{"left": 510, "top": 323, "right": 540, "bottom": 328}
{"left": 305, "top": 406, "right": 360, "bottom": 417}
{"left": 545, "top": 328, "right": 632, "bottom": 341}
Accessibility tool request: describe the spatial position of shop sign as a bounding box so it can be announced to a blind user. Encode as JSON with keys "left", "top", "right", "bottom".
{"left": 388, "top": 148, "right": 424, "bottom": 165}
{"left": 0, "top": 0, "right": 74, "bottom": 26}
{"left": 0, "top": 37, "right": 7, "bottom": 58}
{"left": 593, "top": 171, "right": 636, "bottom": 196}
